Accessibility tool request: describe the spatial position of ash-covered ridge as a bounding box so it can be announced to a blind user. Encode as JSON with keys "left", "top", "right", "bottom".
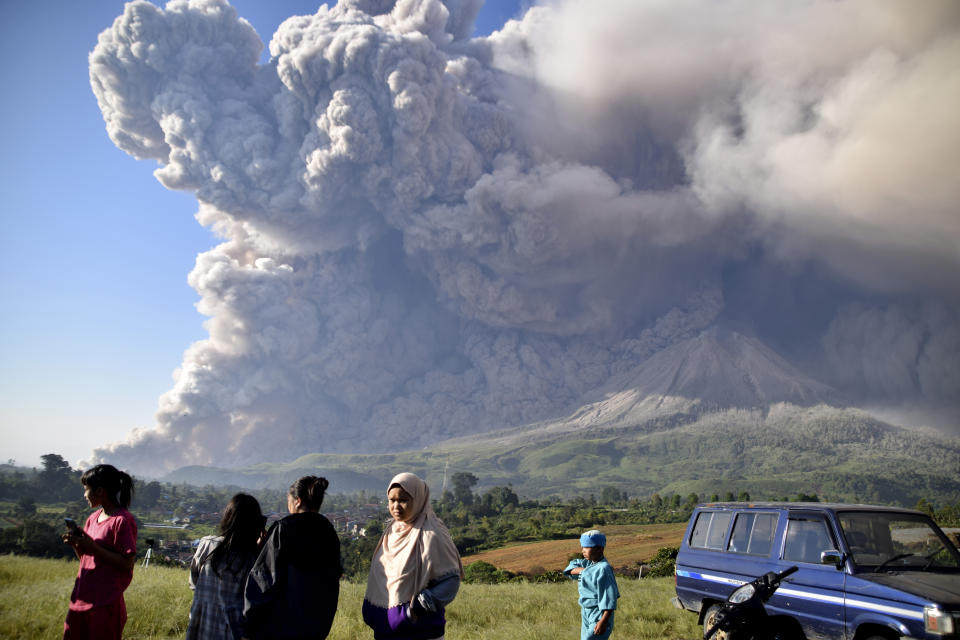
{"left": 604, "top": 327, "right": 839, "bottom": 409}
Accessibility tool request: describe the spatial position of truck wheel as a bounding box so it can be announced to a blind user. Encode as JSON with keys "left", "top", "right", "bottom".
{"left": 703, "top": 604, "right": 728, "bottom": 640}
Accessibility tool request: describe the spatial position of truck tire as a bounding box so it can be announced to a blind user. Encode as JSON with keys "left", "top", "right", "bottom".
{"left": 703, "top": 604, "right": 728, "bottom": 640}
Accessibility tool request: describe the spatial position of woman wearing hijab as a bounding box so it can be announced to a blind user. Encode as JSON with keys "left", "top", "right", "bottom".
{"left": 363, "top": 472, "right": 464, "bottom": 640}
{"left": 244, "top": 476, "right": 341, "bottom": 640}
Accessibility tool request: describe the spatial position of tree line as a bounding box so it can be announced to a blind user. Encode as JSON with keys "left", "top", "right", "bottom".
{"left": 3, "top": 455, "right": 958, "bottom": 581}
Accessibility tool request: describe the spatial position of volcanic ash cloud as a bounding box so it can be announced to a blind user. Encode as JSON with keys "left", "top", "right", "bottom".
{"left": 88, "top": 0, "right": 960, "bottom": 473}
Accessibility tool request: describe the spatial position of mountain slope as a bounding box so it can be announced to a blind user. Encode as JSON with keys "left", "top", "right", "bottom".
{"left": 432, "top": 328, "right": 839, "bottom": 449}
{"left": 163, "top": 329, "right": 958, "bottom": 505}
{"left": 165, "top": 403, "right": 960, "bottom": 506}
{"left": 600, "top": 327, "right": 838, "bottom": 407}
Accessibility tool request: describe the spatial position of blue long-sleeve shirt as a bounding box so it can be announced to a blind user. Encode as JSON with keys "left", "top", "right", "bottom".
{"left": 564, "top": 558, "right": 620, "bottom": 625}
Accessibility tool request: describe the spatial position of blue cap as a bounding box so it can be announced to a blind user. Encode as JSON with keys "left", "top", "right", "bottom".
{"left": 579, "top": 529, "right": 606, "bottom": 548}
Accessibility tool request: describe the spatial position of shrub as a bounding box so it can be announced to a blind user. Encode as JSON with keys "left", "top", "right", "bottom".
{"left": 532, "top": 569, "right": 566, "bottom": 583}
{"left": 463, "top": 560, "right": 515, "bottom": 584}
{"left": 0, "top": 519, "right": 74, "bottom": 558}
{"left": 644, "top": 546, "right": 678, "bottom": 578}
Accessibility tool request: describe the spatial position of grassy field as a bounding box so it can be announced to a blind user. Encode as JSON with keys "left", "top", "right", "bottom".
{"left": 462, "top": 522, "right": 686, "bottom": 573}
{"left": 0, "top": 554, "right": 701, "bottom": 639}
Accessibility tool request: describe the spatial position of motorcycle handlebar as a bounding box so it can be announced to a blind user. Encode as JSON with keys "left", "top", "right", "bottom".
{"left": 778, "top": 565, "right": 799, "bottom": 580}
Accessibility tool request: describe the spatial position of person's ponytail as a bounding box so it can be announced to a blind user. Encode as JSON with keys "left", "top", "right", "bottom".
{"left": 309, "top": 476, "right": 329, "bottom": 508}
{"left": 290, "top": 475, "right": 329, "bottom": 512}
{"left": 81, "top": 464, "right": 135, "bottom": 509}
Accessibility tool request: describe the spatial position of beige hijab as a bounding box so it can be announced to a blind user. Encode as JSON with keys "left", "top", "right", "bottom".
{"left": 364, "top": 472, "right": 464, "bottom": 609}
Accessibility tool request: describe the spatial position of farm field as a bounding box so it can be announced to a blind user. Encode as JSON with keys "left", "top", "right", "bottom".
{"left": 0, "top": 554, "right": 701, "bottom": 639}
{"left": 462, "top": 522, "right": 687, "bottom": 573}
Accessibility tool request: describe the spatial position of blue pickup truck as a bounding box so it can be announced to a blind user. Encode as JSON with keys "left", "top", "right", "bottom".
{"left": 673, "top": 502, "right": 960, "bottom": 639}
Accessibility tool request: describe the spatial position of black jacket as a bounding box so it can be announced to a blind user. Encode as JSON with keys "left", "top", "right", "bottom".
{"left": 244, "top": 512, "right": 341, "bottom": 639}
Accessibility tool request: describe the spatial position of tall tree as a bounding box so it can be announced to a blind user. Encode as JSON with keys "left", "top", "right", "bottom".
{"left": 451, "top": 472, "right": 478, "bottom": 506}
{"left": 482, "top": 486, "right": 519, "bottom": 511}
{"left": 40, "top": 454, "right": 70, "bottom": 476}
{"left": 138, "top": 481, "right": 163, "bottom": 509}
{"left": 39, "top": 454, "right": 75, "bottom": 502}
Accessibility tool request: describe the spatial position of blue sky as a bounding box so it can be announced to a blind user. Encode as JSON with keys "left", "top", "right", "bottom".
{"left": 0, "top": 0, "right": 525, "bottom": 470}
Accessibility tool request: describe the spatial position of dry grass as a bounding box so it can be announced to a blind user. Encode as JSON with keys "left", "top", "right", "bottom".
{"left": 447, "top": 579, "right": 700, "bottom": 640}
{"left": 0, "top": 553, "right": 701, "bottom": 639}
{"left": 461, "top": 522, "right": 687, "bottom": 573}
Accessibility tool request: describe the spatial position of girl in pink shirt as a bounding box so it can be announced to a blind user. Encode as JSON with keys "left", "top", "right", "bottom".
{"left": 61, "top": 464, "right": 137, "bottom": 640}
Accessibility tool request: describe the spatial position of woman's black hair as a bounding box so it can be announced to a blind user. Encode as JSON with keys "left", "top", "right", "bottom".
{"left": 208, "top": 493, "right": 265, "bottom": 576}
{"left": 81, "top": 464, "right": 134, "bottom": 509}
{"left": 289, "top": 475, "right": 329, "bottom": 512}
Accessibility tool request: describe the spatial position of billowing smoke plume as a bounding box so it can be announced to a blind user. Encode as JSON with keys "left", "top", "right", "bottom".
{"left": 89, "top": 0, "right": 960, "bottom": 473}
{"left": 823, "top": 302, "right": 960, "bottom": 404}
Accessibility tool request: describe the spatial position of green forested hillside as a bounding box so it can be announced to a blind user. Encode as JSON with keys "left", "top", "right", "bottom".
{"left": 166, "top": 404, "right": 960, "bottom": 506}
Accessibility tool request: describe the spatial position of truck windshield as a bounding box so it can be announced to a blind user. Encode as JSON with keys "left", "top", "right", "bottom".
{"left": 838, "top": 512, "right": 960, "bottom": 571}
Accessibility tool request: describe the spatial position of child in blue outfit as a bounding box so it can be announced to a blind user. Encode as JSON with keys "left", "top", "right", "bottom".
{"left": 563, "top": 529, "right": 621, "bottom": 640}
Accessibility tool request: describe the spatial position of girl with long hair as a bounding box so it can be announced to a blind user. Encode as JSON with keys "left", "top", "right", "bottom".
{"left": 363, "top": 472, "right": 463, "bottom": 640}
{"left": 61, "top": 464, "right": 137, "bottom": 640}
{"left": 187, "top": 493, "right": 266, "bottom": 640}
{"left": 244, "top": 475, "right": 342, "bottom": 639}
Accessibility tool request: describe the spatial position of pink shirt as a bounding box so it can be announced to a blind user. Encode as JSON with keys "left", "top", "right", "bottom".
{"left": 69, "top": 508, "right": 137, "bottom": 611}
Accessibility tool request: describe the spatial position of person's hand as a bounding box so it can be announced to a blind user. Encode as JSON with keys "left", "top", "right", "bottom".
{"left": 63, "top": 530, "right": 96, "bottom": 554}
{"left": 570, "top": 567, "right": 584, "bottom": 575}
{"left": 62, "top": 530, "right": 82, "bottom": 547}
{"left": 593, "top": 610, "right": 611, "bottom": 636}
{"left": 593, "top": 618, "right": 608, "bottom": 635}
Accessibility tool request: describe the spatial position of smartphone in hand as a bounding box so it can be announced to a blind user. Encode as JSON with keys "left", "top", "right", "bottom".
{"left": 64, "top": 517, "right": 81, "bottom": 536}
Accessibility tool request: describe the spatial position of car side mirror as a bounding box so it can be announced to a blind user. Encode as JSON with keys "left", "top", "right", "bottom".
{"left": 821, "top": 550, "right": 843, "bottom": 569}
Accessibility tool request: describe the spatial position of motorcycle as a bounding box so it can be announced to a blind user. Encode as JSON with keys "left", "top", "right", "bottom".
{"left": 703, "top": 565, "right": 799, "bottom": 640}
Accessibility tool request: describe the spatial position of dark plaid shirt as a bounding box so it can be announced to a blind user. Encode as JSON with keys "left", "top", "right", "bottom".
{"left": 186, "top": 536, "right": 255, "bottom": 640}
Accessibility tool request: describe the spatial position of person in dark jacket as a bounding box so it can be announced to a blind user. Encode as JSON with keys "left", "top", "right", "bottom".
{"left": 243, "top": 476, "right": 341, "bottom": 639}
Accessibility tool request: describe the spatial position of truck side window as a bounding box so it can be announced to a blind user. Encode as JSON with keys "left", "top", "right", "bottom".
{"left": 690, "top": 511, "right": 733, "bottom": 550}
{"left": 706, "top": 512, "right": 732, "bottom": 549}
{"left": 690, "top": 512, "right": 712, "bottom": 547}
{"left": 784, "top": 516, "right": 834, "bottom": 564}
{"left": 748, "top": 513, "right": 777, "bottom": 555}
{"left": 728, "top": 512, "right": 777, "bottom": 555}
{"left": 728, "top": 513, "right": 752, "bottom": 553}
